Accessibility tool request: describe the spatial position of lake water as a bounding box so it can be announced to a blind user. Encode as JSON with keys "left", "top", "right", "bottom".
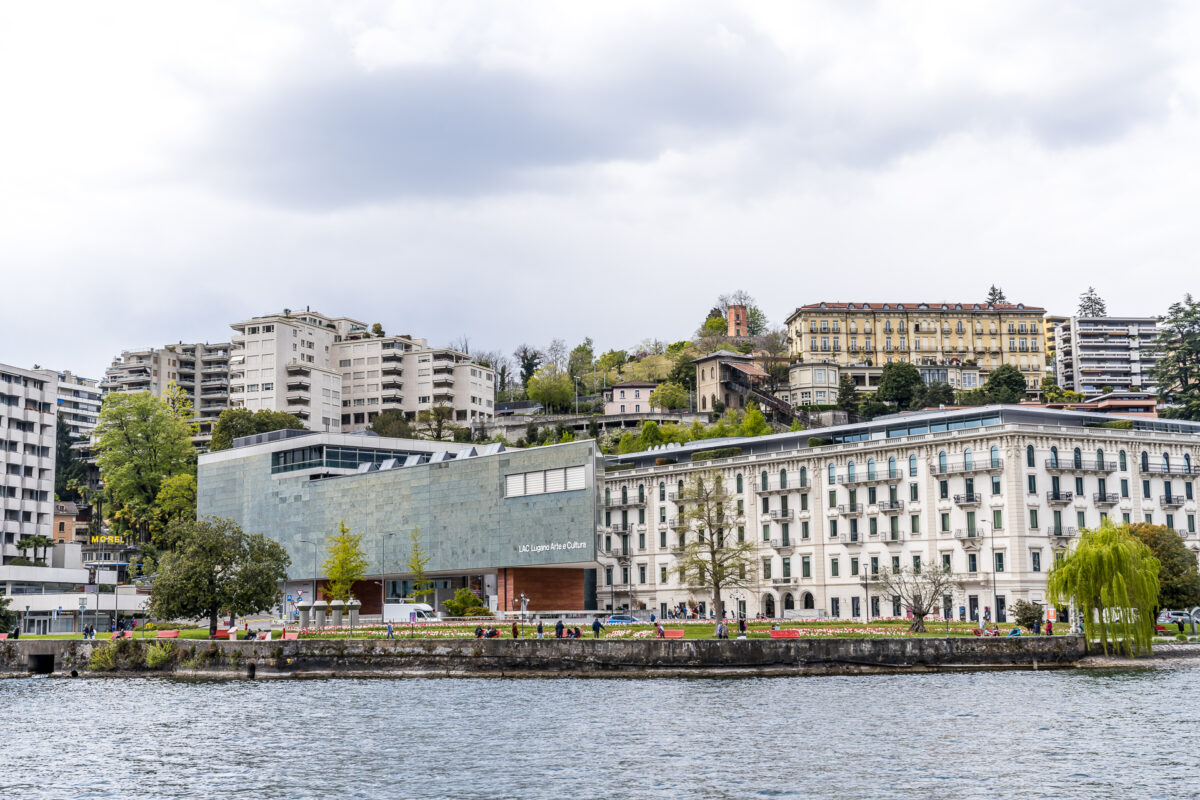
{"left": 0, "top": 667, "right": 1194, "bottom": 799}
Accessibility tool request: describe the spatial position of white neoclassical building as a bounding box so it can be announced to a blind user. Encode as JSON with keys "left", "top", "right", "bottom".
{"left": 596, "top": 406, "right": 1200, "bottom": 622}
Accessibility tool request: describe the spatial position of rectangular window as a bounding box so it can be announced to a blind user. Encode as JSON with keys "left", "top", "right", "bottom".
{"left": 869, "top": 517, "right": 878, "bottom": 536}
{"left": 1075, "top": 477, "right": 1084, "bottom": 495}
{"left": 762, "top": 524, "right": 770, "bottom": 543}
{"left": 660, "top": 566, "right": 668, "bottom": 584}
{"left": 968, "top": 553, "right": 978, "bottom": 573}
{"left": 1027, "top": 475, "right": 1037, "bottom": 494}
{"left": 829, "top": 491, "right": 836, "bottom": 508}
{"left": 995, "top": 552, "right": 1005, "bottom": 573}
{"left": 850, "top": 557, "right": 859, "bottom": 576}
{"left": 781, "top": 523, "right": 790, "bottom": 545}
{"left": 1031, "top": 551, "right": 1041, "bottom": 572}
{"left": 891, "top": 556, "right": 900, "bottom": 572}
{"left": 1121, "top": 479, "right": 1129, "bottom": 498}
{"left": 991, "top": 476, "right": 1001, "bottom": 495}
{"left": 870, "top": 556, "right": 879, "bottom": 576}
{"left": 940, "top": 513, "right": 950, "bottom": 532}
{"left": 605, "top": 567, "right": 612, "bottom": 585}
{"left": 801, "top": 556, "right": 811, "bottom": 578}
{"left": 638, "top": 532, "right": 645, "bottom": 550}
{"left": 830, "top": 520, "right": 838, "bottom": 538}
{"left": 737, "top": 526, "right": 745, "bottom": 543}
{"left": 638, "top": 564, "right": 646, "bottom": 584}
{"left": 801, "top": 521, "right": 809, "bottom": 539}
{"left": 1143, "top": 480, "right": 1151, "bottom": 499}
{"left": 912, "top": 555, "right": 921, "bottom": 572}
{"left": 830, "top": 558, "right": 839, "bottom": 578}
{"left": 800, "top": 494, "right": 808, "bottom": 511}
{"left": 1029, "top": 509, "right": 1039, "bottom": 529}
{"left": 939, "top": 480, "right": 949, "bottom": 499}
{"left": 992, "top": 509, "right": 1003, "bottom": 530}
{"left": 910, "top": 514, "right": 920, "bottom": 534}
{"left": 941, "top": 552, "right": 951, "bottom": 571}
{"left": 782, "top": 557, "right": 791, "bottom": 579}
{"left": 762, "top": 558, "right": 772, "bottom": 580}
{"left": 1077, "top": 510, "right": 1086, "bottom": 529}
{"left": 660, "top": 530, "right": 667, "bottom": 548}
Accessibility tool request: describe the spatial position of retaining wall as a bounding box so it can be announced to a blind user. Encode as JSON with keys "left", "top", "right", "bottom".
{"left": 0, "top": 635, "right": 1087, "bottom": 679}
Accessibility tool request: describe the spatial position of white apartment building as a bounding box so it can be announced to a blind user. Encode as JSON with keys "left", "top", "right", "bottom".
{"left": 229, "top": 308, "right": 495, "bottom": 434}
{"left": 37, "top": 369, "right": 101, "bottom": 440}
{"left": 1055, "top": 316, "right": 1160, "bottom": 399}
{"left": 100, "top": 342, "right": 232, "bottom": 445}
{"left": 597, "top": 406, "right": 1200, "bottom": 622}
{"left": 0, "top": 363, "right": 56, "bottom": 565}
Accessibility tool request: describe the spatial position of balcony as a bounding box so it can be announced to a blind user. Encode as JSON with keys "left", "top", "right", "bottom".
{"left": 768, "top": 508, "right": 794, "bottom": 521}
{"left": 770, "top": 538, "right": 795, "bottom": 553}
{"left": 1160, "top": 494, "right": 1186, "bottom": 508}
{"left": 666, "top": 518, "right": 679, "bottom": 529}
{"left": 1044, "top": 459, "right": 1115, "bottom": 474}
{"left": 1093, "top": 493, "right": 1119, "bottom": 506}
{"left": 286, "top": 379, "right": 310, "bottom": 391}
{"left": 1048, "top": 526, "right": 1078, "bottom": 539}
{"left": 381, "top": 365, "right": 404, "bottom": 377}
{"left": 609, "top": 523, "right": 631, "bottom": 533}
{"left": 840, "top": 469, "right": 903, "bottom": 486}
{"left": 285, "top": 362, "right": 310, "bottom": 375}
{"left": 756, "top": 480, "right": 808, "bottom": 495}
{"left": 381, "top": 351, "right": 404, "bottom": 362}
{"left": 953, "top": 529, "right": 984, "bottom": 546}
{"left": 953, "top": 493, "right": 981, "bottom": 507}
{"left": 1046, "top": 491, "right": 1074, "bottom": 505}
{"left": 381, "top": 394, "right": 404, "bottom": 406}
{"left": 877, "top": 500, "right": 905, "bottom": 513}
{"left": 1140, "top": 464, "right": 1200, "bottom": 477}
{"left": 381, "top": 378, "right": 403, "bottom": 390}
{"left": 285, "top": 393, "right": 310, "bottom": 405}
{"left": 931, "top": 459, "right": 1003, "bottom": 476}
{"left": 883, "top": 532, "right": 906, "bottom": 544}
{"left": 605, "top": 496, "right": 645, "bottom": 509}
{"left": 837, "top": 504, "right": 863, "bottom": 515}
{"left": 667, "top": 492, "right": 682, "bottom": 502}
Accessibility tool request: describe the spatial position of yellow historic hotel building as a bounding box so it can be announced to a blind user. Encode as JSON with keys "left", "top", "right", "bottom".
{"left": 785, "top": 302, "right": 1047, "bottom": 393}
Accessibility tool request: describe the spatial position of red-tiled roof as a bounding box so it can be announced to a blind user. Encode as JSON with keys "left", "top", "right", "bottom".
{"left": 795, "top": 302, "right": 1046, "bottom": 312}
{"left": 728, "top": 362, "right": 769, "bottom": 379}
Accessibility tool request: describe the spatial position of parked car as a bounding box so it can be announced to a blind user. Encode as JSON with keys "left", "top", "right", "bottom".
{"left": 605, "top": 614, "right": 638, "bottom": 624}
{"left": 1157, "top": 610, "right": 1196, "bottom": 626}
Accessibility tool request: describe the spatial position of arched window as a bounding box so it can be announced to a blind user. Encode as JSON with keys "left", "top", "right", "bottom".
{"left": 780, "top": 468, "right": 788, "bottom": 489}
{"left": 761, "top": 470, "right": 769, "bottom": 491}
{"left": 938, "top": 451, "right": 947, "bottom": 473}
{"left": 802, "top": 592, "right": 815, "bottom": 610}
{"left": 1026, "top": 445, "right": 1035, "bottom": 467}
{"left": 1119, "top": 450, "right": 1127, "bottom": 471}
{"left": 867, "top": 459, "right": 876, "bottom": 480}
{"left": 909, "top": 454, "right": 917, "bottom": 476}
{"left": 736, "top": 474, "right": 743, "bottom": 493}
{"left": 638, "top": 484, "right": 645, "bottom": 503}
{"left": 799, "top": 466, "right": 808, "bottom": 488}
{"left": 701, "top": 395, "right": 707, "bottom": 410}
{"left": 677, "top": 479, "right": 684, "bottom": 497}
{"left": 1164, "top": 452, "right": 1172, "bottom": 472}
{"left": 847, "top": 461, "right": 856, "bottom": 481}
{"left": 1050, "top": 447, "right": 1059, "bottom": 468}
{"left": 621, "top": 486, "right": 628, "bottom": 504}
{"left": 784, "top": 593, "right": 795, "bottom": 611}
{"left": 963, "top": 449, "right": 973, "bottom": 469}
{"left": 605, "top": 488, "right": 611, "bottom": 505}
{"left": 1186, "top": 454, "right": 1193, "bottom": 474}
{"left": 1141, "top": 451, "right": 1149, "bottom": 472}
{"left": 1073, "top": 448, "right": 1082, "bottom": 469}
{"left": 990, "top": 445, "right": 1000, "bottom": 468}
{"left": 658, "top": 482, "right": 665, "bottom": 501}
{"left": 828, "top": 463, "right": 836, "bottom": 484}
{"left": 1096, "top": 449, "right": 1105, "bottom": 470}
{"left": 888, "top": 456, "right": 897, "bottom": 478}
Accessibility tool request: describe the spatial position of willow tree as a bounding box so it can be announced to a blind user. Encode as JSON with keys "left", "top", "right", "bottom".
{"left": 676, "top": 469, "right": 756, "bottom": 619}
{"left": 1047, "top": 521, "right": 1160, "bottom": 656}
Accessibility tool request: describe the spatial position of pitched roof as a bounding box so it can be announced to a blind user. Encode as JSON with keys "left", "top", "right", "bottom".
{"left": 611, "top": 380, "right": 658, "bottom": 388}
{"left": 692, "top": 349, "right": 753, "bottom": 363}
{"left": 792, "top": 301, "right": 1046, "bottom": 314}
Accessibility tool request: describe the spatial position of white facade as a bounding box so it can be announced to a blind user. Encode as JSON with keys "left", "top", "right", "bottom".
{"left": 1055, "top": 316, "right": 1160, "bottom": 398}
{"left": 596, "top": 406, "right": 1200, "bottom": 622}
{"left": 0, "top": 563, "right": 145, "bottom": 634}
{"left": 229, "top": 308, "right": 495, "bottom": 434}
{"left": 37, "top": 370, "right": 101, "bottom": 440}
{"left": 0, "top": 363, "right": 57, "bottom": 564}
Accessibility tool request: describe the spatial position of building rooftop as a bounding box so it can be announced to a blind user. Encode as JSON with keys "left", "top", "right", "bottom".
{"left": 794, "top": 302, "right": 1046, "bottom": 312}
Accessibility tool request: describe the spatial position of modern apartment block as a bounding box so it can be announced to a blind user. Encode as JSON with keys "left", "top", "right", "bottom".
{"left": 37, "top": 369, "right": 101, "bottom": 440}
{"left": 100, "top": 342, "right": 232, "bottom": 445}
{"left": 0, "top": 363, "right": 56, "bottom": 565}
{"left": 229, "top": 308, "right": 495, "bottom": 434}
{"left": 1055, "top": 317, "right": 1161, "bottom": 399}
{"left": 785, "top": 302, "right": 1047, "bottom": 394}
{"left": 596, "top": 405, "right": 1200, "bottom": 620}
{"left": 1043, "top": 314, "right": 1068, "bottom": 379}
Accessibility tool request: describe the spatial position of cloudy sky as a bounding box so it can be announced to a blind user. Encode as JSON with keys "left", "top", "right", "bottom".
{"left": 2, "top": 1, "right": 1198, "bottom": 378}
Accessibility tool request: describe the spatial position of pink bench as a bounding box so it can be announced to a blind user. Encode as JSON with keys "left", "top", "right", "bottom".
{"left": 769, "top": 629, "right": 800, "bottom": 639}
{"left": 662, "top": 629, "right": 685, "bottom": 639}
{"left": 281, "top": 630, "right": 299, "bottom": 640}
{"left": 213, "top": 629, "right": 231, "bottom": 639}
{"left": 0, "top": 633, "right": 7, "bottom": 640}
{"left": 155, "top": 630, "right": 180, "bottom": 639}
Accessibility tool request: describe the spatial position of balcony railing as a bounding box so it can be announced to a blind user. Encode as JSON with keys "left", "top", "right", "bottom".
{"left": 840, "top": 468, "right": 904, "bottom": 486}
{"left": 770, "top": 538, "right": 794, "bottom": 552}
{"left": 756, "top": 480, "right": 809, "bottom": 494}
{"left": 1140, "top": 464, "right": 1200, "bottom": 476}
{"left": 877, "top": 500, "right": 904, "bottom": 513}
{"left": 605, "top": 497, "right": 646, "bottom": 509}
{"left": 883, "top": 532, "right": 906, "bottom": 543}
{"left": 768, "top": 508, "right": 794, "bottom": 520}
{"left": 1160, "top": 494, "right": 1185, "bottom": 508}
{"left": 953, "top": 528, "right": 985, "bottom": 541}
{"left": 953, "top": 493, "right": 981, "bottom": 506}
{"left": 1093, "top": 493, "right": 1119, "bottom": 506}
{"left": 1048, "top": 526, "right": 1078, "bottom": 538}
{"left": 1046, "top": 491, "right": 1074, "bottom": 504}
{"left": 837, "top": 504, "right": 863, "bottom": 515}
{"left": 609, "top": 523, "right": 631, "bottom": 533}
{"left": 1044, "top": 459, "right": 1115, "bottom": 473}
{"left": 931, "top": 459, "right": 1003, "bottom": 476}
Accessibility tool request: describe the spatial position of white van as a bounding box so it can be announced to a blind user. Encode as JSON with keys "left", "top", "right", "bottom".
{"left": 383, "top": 600, "right": 438, "bottom": 623}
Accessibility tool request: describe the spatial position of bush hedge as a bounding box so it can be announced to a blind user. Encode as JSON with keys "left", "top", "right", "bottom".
{"left": 690, "top": 447, "right": 742, "bottom": 462}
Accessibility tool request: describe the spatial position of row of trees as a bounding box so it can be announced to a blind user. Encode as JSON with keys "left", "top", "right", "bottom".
{"left": 839, "top": 361, "right": 1031, "bottom": 420}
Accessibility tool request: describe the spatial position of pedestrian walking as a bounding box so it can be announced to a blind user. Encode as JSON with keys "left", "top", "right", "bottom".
{"left": 536, "top": 619, "right": 544, "bottom": 639}
{"left": 555, "top": 619, "right": 565, "bottom": 638}
{"left": 592, "top": 618, "right": 604, "bottom": 638}
{"left": 1045, "top": 619, "right": 1053, "bottom": 636}
{"left": 386, "top": 622, "right": 394, "bottom": 639}
{"left": 512, "top": 621, "right": 519, "bottom": 639}
{"left": 738, "top": 617, "right": 747, "bottom": 635}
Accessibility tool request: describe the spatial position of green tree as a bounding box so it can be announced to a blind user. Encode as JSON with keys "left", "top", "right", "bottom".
{"left": 739, "top": 402, "right": 771, "bottom": 437}
{"left": 442, "top": 587, "right": 485, "bottom": 616}
{"left": 526, "top": 365, "right": 573, "bottom": 413}
{"left": 649, "top": 381, "right": 689, "bottom": 411}
{"left": 857, "top": 397, "right": 891, "bottom": 420}
{"left": 1011, "top": 599, "right": 1045, "bottom": 631}
{"left": 1152, "top": 294, "right": 1200, "bottom": 419}
{"left": 667, "top": 348, "right": 699, "bottom": 392}
{"left": 836, "top": 374, "right": 859, "bottom": 413}
{"left": 94, "top": 388, "right": 196, "bottom": 542}
{"left": 1047, "top": 520, "right": 1160, "bottom": 656}
{"left": 371, "top": 322, "right": 385, "bottom": 336}
{"left": 955, "top": 387, "right": 992, "bottom": 406}
{"left": 0, "top": 594, "right": 14, "bottom": 630}
{"left": 210, "top": 408, "right": 305, "bottom": 451}
{"left": 1078, "top": 286, "right": 1108, "bottom": 317}
{"left": 675, "top": 470, "right": 756, "bottom": 620}
{"left": 54, "top": 424, "right": 89, "bottom": 502}
{"left": 986, "top": 285, "right": 1007, "bottom": 305}
{"left": 698, "top": 316, "right": 727, "bottom": 338}
{"left": 597, "top": 349, "right": 628, "bottom": 375}
{"left": 371, "top": 409, "right": 415, "bottom": 439}
{"left": 405, "top": 528, "right": 434, "bottom": 602}
{"left": 984, "top": 364, "right": 1027, "bottom": 404}
{"left": 567, "top": 337, "right": 595, "bottom": 383}
{"left": 322, "top": 521, "right": 369, "bottom": 604}
{"left": 638, "top": 420, "right": 664, "bottom": 449}
{"left": 1040, "top": 377, "right": 1084, "bottom": 403}
{"left": 153, "top": 473, "right": 197, "bottom": 545}
{"left": 417, "top": 405, "right": 455, "bottom": 440}
{"left": 920, "top": 381, "right": 955, "bottom": 408}
{"left": 513, "top": 344, "right": 543, "bottom": 388}
{"left": 1127, "top": 523, "right": 1200, "bottom": 610}
{"left": 148, "top": 517, "right": 290, "bottom": 636}
{"left": 876, "top": 361, "right": 924, "bottom": 410}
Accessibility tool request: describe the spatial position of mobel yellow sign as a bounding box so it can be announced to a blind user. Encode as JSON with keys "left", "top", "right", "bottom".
{"left": 90, "top": 534, "right": 126, "bottom": 545}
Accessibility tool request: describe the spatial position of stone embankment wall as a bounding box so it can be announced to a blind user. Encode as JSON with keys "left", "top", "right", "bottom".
{"left": 1, "top": 636, "right": 1087, "bottom": 679}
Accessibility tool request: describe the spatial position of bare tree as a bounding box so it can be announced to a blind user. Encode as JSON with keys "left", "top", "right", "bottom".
{"left": 448, "top": 335, "right": 471, "bottom": 355}
{"left": 675, "top": 469, "right": 757, "bottom": 619}
{"left": 545, "top": 338, "right": 568, "bottom": 371}
{"left": 871, "top": 565, "right": 960, "bottom": 632}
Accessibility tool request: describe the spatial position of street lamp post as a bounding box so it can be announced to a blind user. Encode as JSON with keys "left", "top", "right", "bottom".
{"left": 380, "top": 532, "right": 395, "bottom": 623}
